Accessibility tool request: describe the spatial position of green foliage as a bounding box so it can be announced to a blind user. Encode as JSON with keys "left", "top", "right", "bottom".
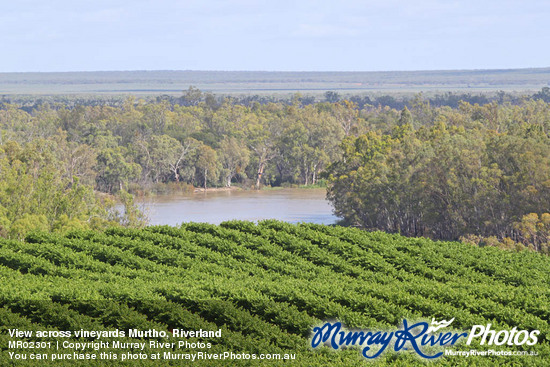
{"left": 0, "top": 205, "right": 10, "bottom": 237}
{"left": 326, "top": 101, "right": 550, "bottom": 248}
{"left": 2, "top": 93, "right": 550, "bottom": 250}
{"left": 533, "top": 87, "right": 550, "bottom": 102}
{"left": 0, "top": 222, "right": 549, "bottom": 366}
{"left": 113, "top": 190, "right": 148, "bottom": 228}
{"left": 219, "top": 136, "right": 249, "bottom": 187}
{"left": 9, "top": 214, "right": 48, "bottom": 240}
{"left": 0, "top": 134, "right": 145, "bottom": 239}
{"left": 95, "top": 147, "right": 141, "bottom": 193}
{"left": 52, "top": 214, "right": 89, "bottom": 234}
{"left": 195, "top": 144, "right": 218, "bottom": 189}
{"left": 513, "top": 213, "right": 550, "bottom": 253}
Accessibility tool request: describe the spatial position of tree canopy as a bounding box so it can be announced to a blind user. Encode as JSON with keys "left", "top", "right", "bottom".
{"left": 1, "top": 90, "right": 549, "bottom": 250}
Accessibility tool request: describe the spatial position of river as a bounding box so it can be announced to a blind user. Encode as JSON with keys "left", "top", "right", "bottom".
{"left": 136, "top": 188, "right": 338, "bottom": 226}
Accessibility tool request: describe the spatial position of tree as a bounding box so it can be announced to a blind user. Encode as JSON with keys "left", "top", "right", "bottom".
{"left": 332, "top": 100, "right": 359, "bottom": 136}
{"left": 95, "top": 147, "right": 141, "bottom": 193}
{"left": 195, "top": 144, "right": 218, "bottom": 190}
{"left": 139, "top": 101, "right": 170, "bottom": 134}
{"left": 325, "top": 108, "right": 550, "bottom": 246}
{"left": 533, "top": 87, "right": 550, "bottom": 103}
{"left": 148, "top": 135, "right": 184, "bottom": 182}
{"left": 182, "top": 86, "right": 203, "bottom": 106}
{"left": 245, "top": 114, "right": 281, "bottom": 189}
{"left": 219, "top": 137, "right": 249, "bottom": 187}
{"left": 398, "top": 106, "right": 413, "bottom": 126}
{"left": 324, "top": 91, "right": 340, "bottom": 103}
{"left": 0, "top": 136, "right": 145, "bottom": 239}
{"left": 52, "top": 132, "right": 97, "bottom": 186}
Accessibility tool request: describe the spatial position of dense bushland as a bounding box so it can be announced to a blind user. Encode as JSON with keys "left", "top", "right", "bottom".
{"left": 1, "top": 91, "right": 549, "bottom": 249}
{"left": 325, "top": 102, "right": 550, "bottom": 251}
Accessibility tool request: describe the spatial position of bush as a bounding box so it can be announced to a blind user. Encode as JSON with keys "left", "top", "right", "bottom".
{"left": 9, "top": 214, "right": 49, "bottom": 240}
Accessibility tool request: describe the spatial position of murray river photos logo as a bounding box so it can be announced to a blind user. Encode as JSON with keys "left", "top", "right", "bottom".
{"left": 310, "top": 318, "right": 540, "bottom": 360}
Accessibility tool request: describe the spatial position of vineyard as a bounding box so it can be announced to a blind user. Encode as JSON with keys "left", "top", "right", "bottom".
{"left": 0, "top": 221, "right": 549, "bottom": 366}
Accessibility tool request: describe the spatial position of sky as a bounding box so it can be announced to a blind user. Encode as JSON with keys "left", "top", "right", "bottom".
{"left": 1, "top": 0, "right": 549, "bottom": 72}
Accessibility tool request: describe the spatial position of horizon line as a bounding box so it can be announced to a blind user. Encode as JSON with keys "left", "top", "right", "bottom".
{"left": 2, "top": 66, "right": 550, "bottom": 74}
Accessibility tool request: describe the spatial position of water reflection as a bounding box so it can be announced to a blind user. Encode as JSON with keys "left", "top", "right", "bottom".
{"left": 136, "top": 188, "right": 337, "bottom": 226}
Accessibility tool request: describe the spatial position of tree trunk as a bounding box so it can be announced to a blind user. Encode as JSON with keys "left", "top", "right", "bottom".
{"left": 204, "top": 169, "right": 208, "bottom": 190}
{"left": 312, "top": 163, "right": 318, "bottom": 185}
{"left": 255, "top": 162, "right": 265, "bottom": 189}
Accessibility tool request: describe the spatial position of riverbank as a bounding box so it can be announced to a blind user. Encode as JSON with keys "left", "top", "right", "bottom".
{"left": 131, "top": 181, "right": 327, "bottom": 197}
{"left": 193, "top": 186, "right": 242, "bottom": 193}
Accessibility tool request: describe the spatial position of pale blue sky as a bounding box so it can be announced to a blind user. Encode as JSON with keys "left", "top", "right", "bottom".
{"left": 1, "top": 0, "right": 549, "bottom": 72}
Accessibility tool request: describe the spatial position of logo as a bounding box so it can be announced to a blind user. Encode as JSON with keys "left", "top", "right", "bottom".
{"left": 310, "top": 318, "right": 539, "bottom": 360}
{"left": 427, "top": 318, "right": 454, "bottom": 334}
{"left": 467, "top": 324, "right": 539, "bottom": 346}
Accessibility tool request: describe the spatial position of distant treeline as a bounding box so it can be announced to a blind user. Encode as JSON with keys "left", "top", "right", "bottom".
{"left": 3, "top": 86, "right": 550, "bottom": 111}
{"left": 0, "top": 89, "right": 549, "bottom": 250}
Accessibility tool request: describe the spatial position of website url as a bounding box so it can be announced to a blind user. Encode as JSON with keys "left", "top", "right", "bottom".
{"left": 162, "top": 351, "right": 296, "bottom": 361}
{"left": 445, "top": 349, "right": 538, "bottom": 357}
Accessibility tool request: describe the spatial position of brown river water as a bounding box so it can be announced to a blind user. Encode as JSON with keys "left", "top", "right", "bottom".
{"left": 135, "top": 188, "right": 338, "bottom": 226}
